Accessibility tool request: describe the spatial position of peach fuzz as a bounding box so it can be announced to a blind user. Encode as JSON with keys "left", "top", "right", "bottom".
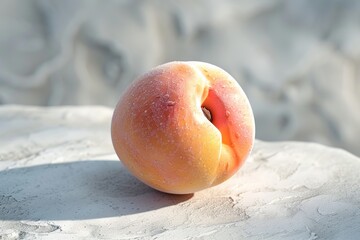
{"left": 111, "top": 61, "right": 255, "bottom": 194}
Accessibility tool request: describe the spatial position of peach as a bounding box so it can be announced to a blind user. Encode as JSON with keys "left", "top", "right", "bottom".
{"left": 111, "top": 61, "right": 255, "bottom": 194}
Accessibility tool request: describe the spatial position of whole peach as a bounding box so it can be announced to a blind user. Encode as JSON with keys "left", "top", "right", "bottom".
{"left": 111, "top": 61, "right": 255, "bottom": 194}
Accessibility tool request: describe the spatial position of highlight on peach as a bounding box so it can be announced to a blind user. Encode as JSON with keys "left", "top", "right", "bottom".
{"left": 111, "top": 61, "right": 255, "bottom": 194}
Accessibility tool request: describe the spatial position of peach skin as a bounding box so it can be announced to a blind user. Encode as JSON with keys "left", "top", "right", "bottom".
{"left": 111, "top": 61, "right": 255, "bottom": 194}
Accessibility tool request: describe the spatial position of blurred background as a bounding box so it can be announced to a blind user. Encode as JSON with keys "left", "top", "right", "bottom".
{"left": 0, "top": 0, "right": 359, "bottom": 156}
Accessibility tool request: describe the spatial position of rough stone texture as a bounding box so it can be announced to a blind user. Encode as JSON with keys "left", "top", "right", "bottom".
{"left": 1, "top": 106, "right": 359, "bottom": 239}
{"left": 0, "top": 0, "right": 359, "bottom": 155}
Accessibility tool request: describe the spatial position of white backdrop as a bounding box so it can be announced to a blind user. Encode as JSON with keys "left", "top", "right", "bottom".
{"left": 0, "top": 0, "right": 359, "bottom": 155}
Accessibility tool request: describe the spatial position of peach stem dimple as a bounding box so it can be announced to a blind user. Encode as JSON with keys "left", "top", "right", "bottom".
{"left": 201, "top": 106, "right": 212, "bottom": 122}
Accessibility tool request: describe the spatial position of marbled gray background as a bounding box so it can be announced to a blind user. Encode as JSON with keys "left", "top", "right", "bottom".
{"left": 0, "top": 0, "right": 359, "bottom": 155}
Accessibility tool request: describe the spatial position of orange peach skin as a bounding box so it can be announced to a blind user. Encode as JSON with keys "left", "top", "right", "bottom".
{"left": 111, "top": 61, "right": 255, "bottom": 194}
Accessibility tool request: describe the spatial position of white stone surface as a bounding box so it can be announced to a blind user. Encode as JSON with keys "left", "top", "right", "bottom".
{"left": 1, "top": 105, "right": 359, "bottom": 239}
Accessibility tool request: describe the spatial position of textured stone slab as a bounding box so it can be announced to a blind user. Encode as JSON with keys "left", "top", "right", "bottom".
{"left": 0, "top": 106, "right": 359, "bottom": 239}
